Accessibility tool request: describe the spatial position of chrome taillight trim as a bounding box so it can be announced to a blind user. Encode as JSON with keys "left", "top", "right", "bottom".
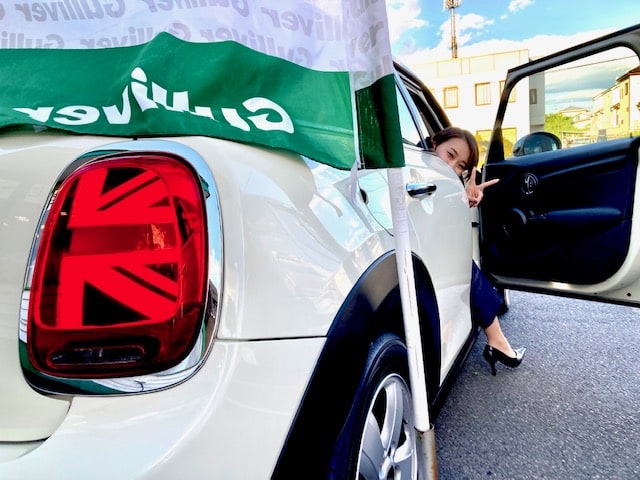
{"left": 20, "top": 139, "right": 222, "bottom": 395}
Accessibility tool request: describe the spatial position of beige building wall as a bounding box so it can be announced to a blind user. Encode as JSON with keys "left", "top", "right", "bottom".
{"left": 631, "top": 75, "right": 640, "bottom": 133}
{"left": 411, "top": 50, "right": 532, "bottom": 160}
{"left": 592, "top": 69, "right": 640, "bottom": 140}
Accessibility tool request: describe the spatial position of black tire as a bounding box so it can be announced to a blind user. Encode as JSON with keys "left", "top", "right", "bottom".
{"left": 329, "top": 334, "right": 417, "bottom": 479}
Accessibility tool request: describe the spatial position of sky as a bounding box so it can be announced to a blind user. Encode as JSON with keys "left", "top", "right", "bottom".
{"left": 387, "top": 0, "right": 640, "bottom": 67}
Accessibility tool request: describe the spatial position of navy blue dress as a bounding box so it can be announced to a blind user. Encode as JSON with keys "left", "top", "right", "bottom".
{"left": 470, "top": 261, "right": 504, "bottom": 329}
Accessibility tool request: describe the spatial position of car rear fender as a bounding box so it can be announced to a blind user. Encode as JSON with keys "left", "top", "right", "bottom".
{"left": 271, "top": 251, "right": 441, "bottom": 478}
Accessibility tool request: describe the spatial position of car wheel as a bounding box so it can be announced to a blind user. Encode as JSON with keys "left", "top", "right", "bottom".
{"left": 329, "top": 334, "right": 417, "bottom": 479}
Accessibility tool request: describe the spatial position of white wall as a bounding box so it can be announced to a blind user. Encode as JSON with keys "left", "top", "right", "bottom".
{"left": 411, "top": 50, "right": 532, "bottom": 145}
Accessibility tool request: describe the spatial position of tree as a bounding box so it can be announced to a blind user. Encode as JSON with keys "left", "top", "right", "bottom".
{"left": 545, "top": 113, "right": 577, "bottom": 138}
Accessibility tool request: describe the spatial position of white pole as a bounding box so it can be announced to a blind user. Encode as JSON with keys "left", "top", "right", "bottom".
{"left": 387, "top": 168, "right": 438, "bottom": 479}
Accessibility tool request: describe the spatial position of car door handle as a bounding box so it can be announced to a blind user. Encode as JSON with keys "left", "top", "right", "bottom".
{"left": 406, "top": 182, "right": 437, "bottom": 198}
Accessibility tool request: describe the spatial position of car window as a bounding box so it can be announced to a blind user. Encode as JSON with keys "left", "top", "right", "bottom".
{"left": 404, "top": 90, "right": 433, "bottom": 139}
{"left": 500, "top": 46, "right": 639, "bottom": 159}
{"left": 396, "top": 86, "right": 425, "bottom": 147}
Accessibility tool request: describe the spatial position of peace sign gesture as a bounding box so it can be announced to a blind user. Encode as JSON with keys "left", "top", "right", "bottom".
{"left": 466, "top": 168, "right": 499, "bottom": 208}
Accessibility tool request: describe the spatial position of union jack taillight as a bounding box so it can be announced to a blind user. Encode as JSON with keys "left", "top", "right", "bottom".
{"left": 25, "top": 152, "right": 208, "bottom": 378}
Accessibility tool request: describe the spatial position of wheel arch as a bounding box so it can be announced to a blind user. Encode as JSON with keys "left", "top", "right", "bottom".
{"left": 271, "top": 251, "right": 441, "bottom": 478}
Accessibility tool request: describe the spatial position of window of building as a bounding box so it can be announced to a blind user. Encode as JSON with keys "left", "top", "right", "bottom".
{"left": 475, "top": 82, "right": 491, "bottom": 106}
{"left": 443, "top": 86, "right": 459, "bottom": 108}
{"left": 529, "top": 88, "right": 537, "bottom": 105}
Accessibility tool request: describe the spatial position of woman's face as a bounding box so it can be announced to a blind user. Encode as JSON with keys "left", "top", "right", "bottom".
{"left": 435, "top": 137, "right": 471, "bottom": 177}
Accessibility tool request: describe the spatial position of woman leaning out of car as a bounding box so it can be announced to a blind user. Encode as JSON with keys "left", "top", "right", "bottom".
{"left": 431, "top": 126, "right": 526, "bottom": 376}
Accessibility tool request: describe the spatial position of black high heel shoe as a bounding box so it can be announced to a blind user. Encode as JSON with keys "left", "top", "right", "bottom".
{"left": 483, "top": 345, "right": 526, "bottom": 376}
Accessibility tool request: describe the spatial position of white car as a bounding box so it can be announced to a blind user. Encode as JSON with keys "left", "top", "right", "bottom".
{"left": 2, "top": 24, "right": 640, "bottom": 480}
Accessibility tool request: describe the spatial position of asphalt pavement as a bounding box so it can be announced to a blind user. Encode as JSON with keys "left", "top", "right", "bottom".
{"left": 434, "top": 290, "right": 640, "bottom": 479}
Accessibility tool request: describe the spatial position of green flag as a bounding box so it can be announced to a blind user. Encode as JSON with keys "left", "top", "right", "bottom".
{"left": 0, "top": 1, "right": 403, "bottom": 170}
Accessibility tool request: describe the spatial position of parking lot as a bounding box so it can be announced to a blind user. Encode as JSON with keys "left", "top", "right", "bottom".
{"left": 435, "top": 290, "right": 640, "bottom": 479}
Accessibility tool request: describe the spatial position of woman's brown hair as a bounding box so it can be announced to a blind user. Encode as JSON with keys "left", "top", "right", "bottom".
{"left": 431, "top": 126, "right": 479, "bottom": 182}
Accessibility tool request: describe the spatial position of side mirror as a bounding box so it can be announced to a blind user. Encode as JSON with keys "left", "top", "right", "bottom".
{"left": 512, "top": 132, "right": 562, "bottom": 156}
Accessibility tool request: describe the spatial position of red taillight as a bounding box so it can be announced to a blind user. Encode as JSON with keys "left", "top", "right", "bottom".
{"left": 27, "top": 153, "right": 207, "bottom": 378}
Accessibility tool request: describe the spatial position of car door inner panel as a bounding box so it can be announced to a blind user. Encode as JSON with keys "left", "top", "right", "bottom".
{"left": 480, "top": 136, "right": 640, "bottom": 285}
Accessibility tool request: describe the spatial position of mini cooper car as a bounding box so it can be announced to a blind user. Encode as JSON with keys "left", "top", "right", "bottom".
{"left": 1, "top": 18, "right": 640, "bottom": 480}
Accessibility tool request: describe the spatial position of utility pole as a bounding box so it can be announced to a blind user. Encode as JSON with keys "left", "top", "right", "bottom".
{"left": 444, "top": 0, "right": 460, "bottom": 59}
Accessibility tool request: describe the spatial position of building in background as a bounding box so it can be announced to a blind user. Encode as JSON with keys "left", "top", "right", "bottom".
{"left": 412, "top": 50, "right": 531, "bottom": 161}
{"left": 411, "top": 48, "right": 639, "bottom": 161}
{"left": 592, "top": 65, "right": 640, "bottom": 141}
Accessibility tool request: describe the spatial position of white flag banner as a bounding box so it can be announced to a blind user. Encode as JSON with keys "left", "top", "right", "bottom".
{"left": 0, "top": 0, "right": 404, "bottom": 170}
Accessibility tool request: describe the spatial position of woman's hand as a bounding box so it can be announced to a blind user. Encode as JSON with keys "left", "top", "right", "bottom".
{"left": 466, "top": 168, "right": 499, "bottom": 208}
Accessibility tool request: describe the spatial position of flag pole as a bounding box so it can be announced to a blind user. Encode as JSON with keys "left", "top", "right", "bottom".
{"left": 387, "top": 168, "right": 438, "bottom": 479}
{"left": 342, "top": 1, "right": 437, "bottom": 473}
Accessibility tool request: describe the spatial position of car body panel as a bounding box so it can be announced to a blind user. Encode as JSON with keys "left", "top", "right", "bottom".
{"left": 0, "top": 133, "right": 114, "bottom": 443}
{"left": 402, "top": 147, "right": 474, "bottom": 376}
{"left": 0, "top": 338, "right": 324, "bottom": 478}
{"left": 0, "top": 131, "right": 473, "bottom": 451}
{"left": 356, "top": 147, "right": 473, "bottom": 379}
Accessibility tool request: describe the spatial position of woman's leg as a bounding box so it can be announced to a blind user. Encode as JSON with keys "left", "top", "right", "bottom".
{"left": 471, "top": 262, "right": 519, "bottom": 358}
{"left": 484, "top": 317, "right": 515, "bottom": 357}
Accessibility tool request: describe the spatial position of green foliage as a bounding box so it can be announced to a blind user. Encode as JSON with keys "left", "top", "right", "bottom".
{"left": 544, "top": 113, "right": 577, "bottom": 138}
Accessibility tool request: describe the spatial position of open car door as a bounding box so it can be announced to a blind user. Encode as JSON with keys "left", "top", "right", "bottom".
{"left": 480, "top": 24, "right": 640, "bottom": 306}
